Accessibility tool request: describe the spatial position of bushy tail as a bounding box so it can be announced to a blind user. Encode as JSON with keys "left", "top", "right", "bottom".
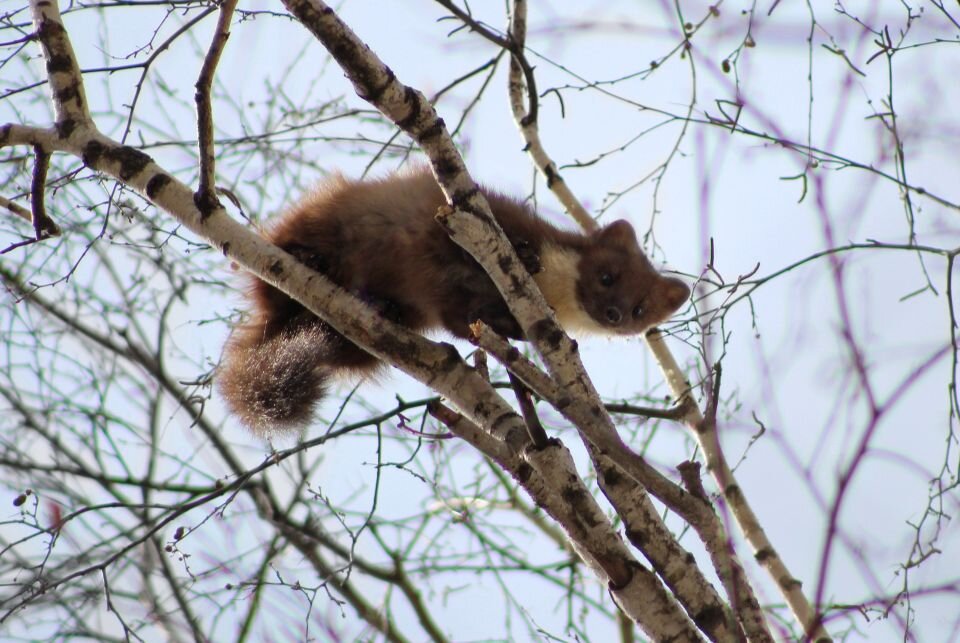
{"left": 217, "top": 323, "right": 331, "bottom": 437}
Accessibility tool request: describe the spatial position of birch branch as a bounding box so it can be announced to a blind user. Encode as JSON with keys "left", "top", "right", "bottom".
{"left": 473, "top": 324, "right": 770, "bottom": 642}
{"left": 422, "top": 16, "right": 769, "bottom": 634}
{"left": 505, "top": 0, "right": 595, "bottom": 231}
{"left": 436, "top": 1, "right": 820, "bottom": 637}
{"left": 432, "top": 0, "right": 595, "bottom": 230}
{"left": 430, "top": 404, "right": 704, "bottom": 642}
{"left": 646, "top": 329, "right": 831, "bottom": 642}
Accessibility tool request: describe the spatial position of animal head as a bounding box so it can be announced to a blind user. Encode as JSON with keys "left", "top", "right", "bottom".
{"left": 575, "top": 220, "right": 690, "bottom": 335}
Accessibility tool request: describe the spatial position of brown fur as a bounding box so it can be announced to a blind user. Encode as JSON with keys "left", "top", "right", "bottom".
{"left": 218, "top": 169, "right": 689, "bottom": 436}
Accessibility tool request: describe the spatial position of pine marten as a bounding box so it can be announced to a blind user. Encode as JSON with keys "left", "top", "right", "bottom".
{"left": 218, "top": 169, "right": 690, "bottom": 436}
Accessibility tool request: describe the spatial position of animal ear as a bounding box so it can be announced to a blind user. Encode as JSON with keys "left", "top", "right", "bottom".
{"left": 596, "top": 219, "right": 637, "bottom": 245}
{"left": 658, "top": 277, "right": 691, "bottom": 311}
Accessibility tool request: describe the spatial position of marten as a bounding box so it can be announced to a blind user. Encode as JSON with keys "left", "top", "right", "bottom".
{"left": 218, "top": 169, "right": 690, "bottom": 436}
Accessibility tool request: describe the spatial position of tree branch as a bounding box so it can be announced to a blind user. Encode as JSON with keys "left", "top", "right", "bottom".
{"left": 193, "top": 0, "right": 237, "bottom": 215}
{"left": 646, "top": 328, "right": 830, "bottom": 641}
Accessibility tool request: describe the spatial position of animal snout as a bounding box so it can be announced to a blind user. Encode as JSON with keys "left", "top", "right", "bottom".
{"left": 604, "top": 306, "right": 622, "bottom": 325}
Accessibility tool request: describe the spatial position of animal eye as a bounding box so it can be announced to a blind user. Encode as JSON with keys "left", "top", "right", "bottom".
{"left": 632, "top": 304, "right": 644, "bottom": 318}
{"left": 600, "top": 272, "right": 614, "bottom": 287}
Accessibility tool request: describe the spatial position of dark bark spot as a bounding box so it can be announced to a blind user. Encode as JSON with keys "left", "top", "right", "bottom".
{"left": 432, "top": 154, "right": 459, "bottom": 180}
{"left": 396, "top": 87, "right": 425, "bottom": 130}
{"left": 56, "top": 118, "right": 77, "bottom": 138}
{"left": 754, "top": 546, "right": 774, "bottom": 563}
{"left": 193, "top": 190, "right": 220, "bottom": 221}
{"left": 56, "top": 83, "right": 79, "bottom": 106}
{"left": 529, "top": 319, "right": 562, "bottom": 346}
{"left": 81, "top": 139, "right": 104, "bottom": 167}
{"left": 449, "top": 186, "right": 479, "bottom": 210}
{"left": 624, "top": 527, "right": 648, "bottom": 548}
{"left": 543, "top": 164, "right": 560, "bottom": 188}
{"left": 45, "top": 54, "right": 71, "bottom": 74}
{"left": 437, "top": 342, "right": 461, "bottom": 369}
{"left": 471, "top": 400, "right": 490, "bottom": 419}
{"left": 330, "top": 41, "right": 350, "bottom": 64}
{"left": 515, "top": 462, "right": 532, "bottom": 483}
{"left": 145, "top": 173, "right": 172, "bottom": 199}
{"left": 602, "top": 465, "right": 623, "bottom": 486}
{"left": 692, "top": 605, "right": 725, "bottom": 634}
{"left": 416, "top": 115, "right": 445, "bottom": 143}
{"left": 723, "top": 483, "right": 742, "bottom": 501}
{"left": 779, "top": 574, "right": 803, "bottom": 590}
{"left": 364, "top": 67, "right": 395, "bottom": 102}
{"left": 37, "top": 16, "right": 64, "bottom": 40}
{"left": 83, "top": 140, "right": 153, "bottom": 181}
{"left": 113, "top": 145, "right": 152, "bottom": 181}
{"left": 561, "top": 487, "right": 600, "bottom": 527}
{"left": 268, "top": 260, "right": 283, "bottom": 277}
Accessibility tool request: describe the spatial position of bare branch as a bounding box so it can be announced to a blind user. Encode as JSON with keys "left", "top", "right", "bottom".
{"left": 194, "top": 0, "right": 238, "bottom": 215}
{"left": 29, "top": 0, "right": 90, "bottom": 125}
{"left": 30, "top": 144, "right": 59, "bottom": 238}
{"left": 434, "top": 0, "right": 596, "bottom": 230}
{"left": 646, "top": 329, "right": 830, "bottom": 641}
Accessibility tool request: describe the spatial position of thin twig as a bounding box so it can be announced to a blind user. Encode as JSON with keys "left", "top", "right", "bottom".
{"left": 30, "top": 144, "right": 59, "bottom": 239}
{"left": 194, "top": 0, "right": 238, "bottom": 216}
{"left": 507, "top": 371, "right": 549, "bottom": 449}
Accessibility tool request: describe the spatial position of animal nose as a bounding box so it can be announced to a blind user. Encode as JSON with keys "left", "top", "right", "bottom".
{"left": 605, "top": 306, "right": 622, "bottom": 324}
